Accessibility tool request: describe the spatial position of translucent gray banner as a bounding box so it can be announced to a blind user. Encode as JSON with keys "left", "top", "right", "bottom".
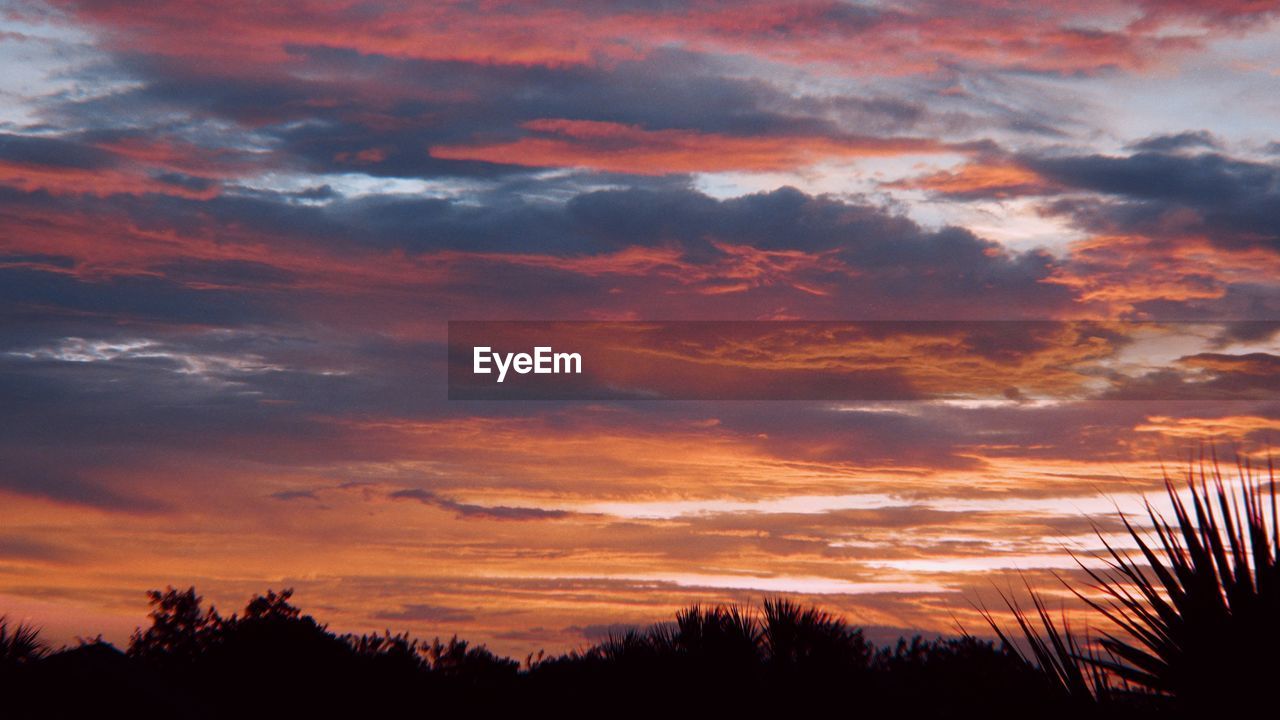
{"left": 447, "top": 321, "right": 1279, "bottom": 401}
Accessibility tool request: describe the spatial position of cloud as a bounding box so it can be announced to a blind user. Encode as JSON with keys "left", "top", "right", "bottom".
{"left": 888, "top": 160, "right": 1055, "bottom": 200}
{"left": 1030, "top": 151, "right": 1280, "bottom": 224}
{"left": 1127, "top": 130, "right": 1220, "bottom": 153}
{"left": 388, "top": 488, "right": 573, "bottom": 521}
{"left": 373, "top": 603, "right": 476, "bottom": 624}
{"left": 0, "top": 451, "right": 166, "bottom": 512}
{"left": 271, "top": 490, "right": 319, "bottom": 502}
{"left": 1210, "top": 321, "right": 1280, "bottom": 347}
{"left": 891, "top": 145, "right": 1280, "bottom": 317}
{"left": 0, "top": 133, "right": 114, "bottom": 169}
{"left": 0, "top": 534, "right": 79, "bottom": 564}
{"left": 431, "top": 118, "right": 953, "bottom": 175}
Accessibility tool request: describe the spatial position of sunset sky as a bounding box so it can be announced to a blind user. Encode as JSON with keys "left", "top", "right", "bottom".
{"left": 2, "top": 0, "right": 1279, "bottom": 655}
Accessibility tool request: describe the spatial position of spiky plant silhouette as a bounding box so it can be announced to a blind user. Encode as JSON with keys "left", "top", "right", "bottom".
{"left": 673, "top": 604, "right": 760, "bottom": 652}
{"left": 0, "top": 616, "right": 47, "bottom": 668}
{"left": 989, "top": 454, "right": 1279, "bottom": 711}
{"left": 979, "top": 582, "right": 1111, "bottom": 704}
{"left": 597, "top": 626, "right": 667, "bottom": 662}
{"left": 761, "top": 597, "right": 870, "bottom": 677}
{"left": 670, "top": 603, "right": 761, "bottom": 683}
{"left": 1078, "top": 455, "right": 1279, "bottom": 709}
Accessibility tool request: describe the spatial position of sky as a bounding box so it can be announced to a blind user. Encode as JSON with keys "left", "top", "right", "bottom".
{"left": 1, "top": 0, "right": 1279, "bottom": 655}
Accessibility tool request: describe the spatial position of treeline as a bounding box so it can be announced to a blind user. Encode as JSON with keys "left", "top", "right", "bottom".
{"left": 2, "top": 588, "right": 1155, "bottom": 719}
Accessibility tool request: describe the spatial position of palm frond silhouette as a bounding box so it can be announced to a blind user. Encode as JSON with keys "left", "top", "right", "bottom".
{"left": 989, "top": 452, "right": 1279, "bottom": 711}
{"left": 1078, "top": 454, "right": 1279, "bottom": 709}
{"left": 762, "top": 597, "right": 870, "bottom": 679}
{"left": 979, "top": 581, "right": 1112, "bottom": 704}
{"left": 0, "top": 616, "right": 47, "bottom": 667}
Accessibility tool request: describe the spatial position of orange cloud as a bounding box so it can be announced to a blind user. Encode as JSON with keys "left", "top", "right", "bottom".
{"left": 889, "top": 161, "right": 1055, "bottom": 199}
{"left": 1135, "top": 414, "right": 1280, "bottom": 439}
{"left": 431, "top": 119, "right": 950, "bottom": 174}
{"left": 1045, "top": 234, "right": 1280, "bottom": 313}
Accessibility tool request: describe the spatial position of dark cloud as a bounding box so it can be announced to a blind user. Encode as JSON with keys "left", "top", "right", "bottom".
{"left": 1210, "top": 321, "right": 1280, "bottom": 347}
{"left": 1181, "top": 351, "right": 1280, "bottom": 374}
{"left": 1126, "top": 130, "right": 1219, "bottom": 153}
{"left": 0, "top": 133, "right": 115, "bottom": 169}
{"left": 155, "top": 258, "right": 299, "bottom": 290}
{"left": 0, "top": 261, "right": 282, "bottom": 329}
{"left": 153, "top": 172, "right": 217, "bottom": 193}
{"left": 83, "top": 46, "right": 891, "bottom": 181}
{"left": 552, "top": 185, "right": 1063, "bottom": 296}
{"left": 373, "top": 603, "right": 476, "bottom": 624}
{"left": 1030, "top": 151, "right": 1276, "bottom": 206}
{"left": 1175, "top": 352, "right": 1280, "bottom": 398}
{"left": 0, "top": 535, "right": 79, "bottom": 563}
{"left": 0, "top": 175, "right": 1075, "bottom": 323}
{"left": 271, "top": 490, "right": 319, "bottom": 502}
{"left": 0, "top": 450, "right": 165, "bottom": 512}
{"left": 388, "top": 488, "right": 572, "bottom": 521}
{"left": 1032, "top": 150, "right": 1280, "bottom": 251}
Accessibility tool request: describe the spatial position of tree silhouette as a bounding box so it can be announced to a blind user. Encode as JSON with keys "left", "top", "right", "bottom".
{"left": 128, "top": 586, "right": 223, "bottom": 665}
{"left": 242, "top": 588, "right": 301, "bottom": 621}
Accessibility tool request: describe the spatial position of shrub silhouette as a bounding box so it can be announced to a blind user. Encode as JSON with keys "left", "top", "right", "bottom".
{"left": 872, "top": 635, "right": 1058, "bottom": 714}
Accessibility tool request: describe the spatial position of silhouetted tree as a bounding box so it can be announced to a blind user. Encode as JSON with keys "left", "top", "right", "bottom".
{"left": 128, "top": 586, "right": 223, "bottom": 666}
{"left": 242, "top": 588, "right": 301, "bottom": 621}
